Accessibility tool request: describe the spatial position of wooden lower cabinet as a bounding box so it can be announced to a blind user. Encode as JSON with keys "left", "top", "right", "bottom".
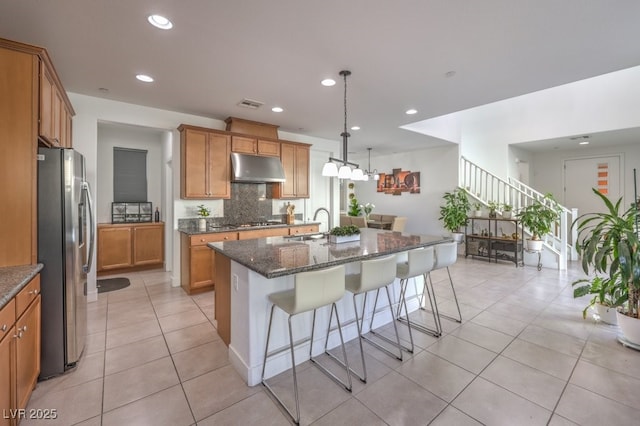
{"left": 15, "top": 295, "right": 40, "bottom": 411}
{"left": 181, "top": 232, "right": 238, "bottom": 294}
{"left": 180, "top": 225, "right": 319, "bottom": 294}
{"left": 0, "top": 275, "right": 41, "bottom": 426}
{"left": 97, "top": 223, "right": 164, "bottom": 274}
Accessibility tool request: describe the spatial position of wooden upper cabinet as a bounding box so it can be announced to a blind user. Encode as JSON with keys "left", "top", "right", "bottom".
{"left": 231, "top": 135, "right": 280, "bottom": 157}
{"left": 39, "top": 59, "right": 73, "bottom": 148}
{"left": 257, "top": 139, "right": 280, "bottom": 156}
{"left": 180, "top": 126, "right": 231, "bottom": 199}
{"left": 231, "top": 136, "right": 256, "bottom": 154}
{"left": 274, "top": 142, "right": 310, "bottom": 199}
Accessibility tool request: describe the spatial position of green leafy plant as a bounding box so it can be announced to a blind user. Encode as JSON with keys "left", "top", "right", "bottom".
{"left": 574, "top": 188, "right": 639, "bottom": 319}
{"left": 572, "top": 273, "right": 627, "bottom": 319}
{"left": 516, "top": 193, "right": 561, "bottom": 240}
{"left": 329, "top": 225, "right": 360, "bottom": 236}
{"left": 196, "top": 204, "right": 211, "bottom": 218}
{"left": 472, "top": 202, "right": 482, "bottom": 211}
{"left": 439, "top": 188, "right": 470, "bottom": 233}
{"left": 348, "top": 197, "right": 362, "bottom": 216}
{"left": 503, "top": 203, "right": 513, "bottom": 212}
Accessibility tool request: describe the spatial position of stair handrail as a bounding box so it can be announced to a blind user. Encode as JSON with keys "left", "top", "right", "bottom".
{"left": 460, "top": 156, "right": 576, "bottom": 269}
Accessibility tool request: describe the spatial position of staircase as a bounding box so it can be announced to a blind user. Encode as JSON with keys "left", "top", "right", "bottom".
{"left": 459, "top": 156, "right": 579, "bottom": 270}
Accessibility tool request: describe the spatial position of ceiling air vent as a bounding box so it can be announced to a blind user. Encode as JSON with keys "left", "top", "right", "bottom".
{"left": 237, "top": 98, "right": 264, "bottom": 109}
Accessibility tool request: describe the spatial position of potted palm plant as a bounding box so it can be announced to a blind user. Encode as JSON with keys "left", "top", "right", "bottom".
{"left": 572, "top": 273, "right": 626, "bottom": 325}
{"left": 575, "top": 189, "right": 640, "bottom": 345}
{"left": 516, "top": 193, "right": 560, "bottom": 251}
{"left": 439, "top": 188, "right": 470, "bottom": 242}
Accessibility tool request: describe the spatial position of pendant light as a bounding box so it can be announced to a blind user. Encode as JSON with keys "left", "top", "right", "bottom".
{"left": 364, "top": 148, "right": 380, "bottom": 181}
{"left": 321, "top": 70, "right": 361, "bottom": 180}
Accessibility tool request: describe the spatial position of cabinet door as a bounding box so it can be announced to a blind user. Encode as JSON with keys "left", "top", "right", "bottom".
{"left": 15, "top": 296, "right": 40, "bottom": 411}
{"left": 98, "top": 226, "right": 133, "bottom": 271}
{"left": 257, "top": 139, "right": 280, "bottom": 157}
{"left": 0, "top": 329, "right": 14, "bottom": 426}
{"left": 133, "top": 225, "right": 164, "bottom": 266}
{"left": 190, "top": 245, "right": 215, "bottom": 289}
{"left": 181, "top": 128, "right": 209, "bottom": 198}
{"left": 278, "top": 143, "right": 297, "bottom": 198}
{"left": 39, "top": 64, "right": 55, "bottom": 144}
{"left": 231, "top": 135, "right": 256, "bottom": 154}
{"left": 52, "top": 89, "right": 62, "bottom": 146}
{"left": 207, "top": 133, "right": 231, "bottom": 198}
{"left": 294, "top": 144, "right": 310, "bottom": 198}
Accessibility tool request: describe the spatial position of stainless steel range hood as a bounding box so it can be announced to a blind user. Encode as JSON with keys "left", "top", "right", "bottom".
{"left": 231, "top": 152, "right": 286, "bottom": 183}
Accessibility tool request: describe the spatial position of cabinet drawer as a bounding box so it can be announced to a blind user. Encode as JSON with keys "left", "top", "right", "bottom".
{"left": 190, "top": 232, "right": 238, "bottom": 246}
{"left": 0, "top": 299, "right": 15, "bottom": 341}
{"left": 15, "top": 276, "right": 40, "bottom": 318}
{"left": 289, "top": 225, "right": 319, "bottom": 235}
{"left": 239, "top": 227, "right": 289, "bottom": 240}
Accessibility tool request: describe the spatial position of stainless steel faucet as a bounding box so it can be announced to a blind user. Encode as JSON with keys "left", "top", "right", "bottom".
{"left": 313, "top": 207, "right": 332, "bottom": 231}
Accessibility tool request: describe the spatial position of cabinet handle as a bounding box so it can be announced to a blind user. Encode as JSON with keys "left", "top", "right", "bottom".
{"left": 29, "top": 288, "right": 39, "bottom": 295}
{"left": 1, "top": 324, "right": 6, "bottom": 332}
{"left": 200, "top": 238, "right": 205, "bottom": 242}
{"left": 15, "top": 331, "right": 23, "bottom": 339}
{"left": 224, "top": 237, "right": 229, "bottom": 240}
{"left": 21, "top": 325, "right": 27, "bottom": 332}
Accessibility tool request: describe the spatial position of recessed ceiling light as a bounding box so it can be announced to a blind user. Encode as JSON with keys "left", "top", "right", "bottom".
{"left": 271, "top": 106, "right": 283, "bottom": 113}
{"left": 405, "top": 109, "right": 418, "bottom": 115}
{"left": 147, "top": 15, "right": 173, "bottom": 30}
{"left": 579, "top": 141, "right": 590, "bottom": 145}
{"left": 351, "top": 126, "right": 360, "bottom": 131}
{"left": 136, "top": 74, "right": 154, "bottom": 83}
{"left": 321, "top": 78, "right": 336, "bottom": 87}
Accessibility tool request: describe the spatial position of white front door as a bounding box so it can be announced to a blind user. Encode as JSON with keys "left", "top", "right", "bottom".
{"left": 564, "top": 155, "right": 622, "bottom": 216}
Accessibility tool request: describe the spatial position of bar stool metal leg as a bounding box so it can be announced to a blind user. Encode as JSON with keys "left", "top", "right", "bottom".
{"left": 429, "top": 267, "right": 462, "bottom": 323}
{"left": 261, "top": 305, "right": 301, "bottom": 424}
{"left": 311, "top": 304, "right": 353, "bottom": 391}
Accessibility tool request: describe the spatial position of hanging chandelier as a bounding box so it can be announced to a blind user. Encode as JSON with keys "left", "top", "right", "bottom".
{"left": 321, "top": 70, "right": 364, "bottom": 180}
{"left": 363, "top": 147, "right": 379, "bottom": 181}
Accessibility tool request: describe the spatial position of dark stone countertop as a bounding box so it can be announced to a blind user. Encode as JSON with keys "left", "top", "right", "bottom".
{"left": 0, "top": 264, "right": 44, "bottom": 310}
{"left": 208, "top": 228, "right": 451, "bottom": 279}
{"left": 178, "top": 221, "right": 321, "bottom": 236}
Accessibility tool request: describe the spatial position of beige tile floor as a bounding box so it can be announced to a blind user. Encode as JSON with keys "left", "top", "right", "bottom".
{"left": 23, "top": 258, "right": 640, "bottom": 425}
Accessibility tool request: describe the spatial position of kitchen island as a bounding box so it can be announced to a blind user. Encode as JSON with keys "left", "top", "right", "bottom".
{"left": 209, "top": 228, "right": 450, "bottom": 385}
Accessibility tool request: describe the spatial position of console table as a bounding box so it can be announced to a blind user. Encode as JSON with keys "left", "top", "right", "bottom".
{"left": 465, "top": 216, "right": 523, "bottom": 266}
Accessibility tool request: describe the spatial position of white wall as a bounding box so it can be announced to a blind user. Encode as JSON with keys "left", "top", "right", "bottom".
{"left": 351, "top": 145, "right": 460, "bottom": 236}
{"left": 531, "top": 142, "right": 640, "bottom": 209}
{"left": 96, "top": 123, "right": 164, "bottom": 223}
{"left": 408, "top": 65, "right": 640, "bottom": 180}
{"left": 68, "top": 93, "right": 340, "bottom": 297}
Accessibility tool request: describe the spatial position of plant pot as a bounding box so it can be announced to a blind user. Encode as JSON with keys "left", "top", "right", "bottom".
{"left": 451, "top": 232, "right": 464, "bottom": 243}
{"left": 526, "top": 239, "right": 543, "bottom": 251}
{"left": 328, "top": 234, "right": 360, "bottom": 244}
{"left": 474, "top": 210, "right": 482, "bottom": 217}
{"left": 595, "top": 303, "right": 617, "bottom": 325}
{"left": 616, "top": 310, "right": 640, "bottom": 346}
{"left": 502, "top": 211, "right": 512, "bottom": 219}
{"left": 198, "top": 218, "right": 207, "bottom": 231}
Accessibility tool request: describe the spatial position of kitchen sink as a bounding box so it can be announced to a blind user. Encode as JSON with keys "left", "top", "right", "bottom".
{"left": 283, "top": 233, "right": 326, "bottom": 241}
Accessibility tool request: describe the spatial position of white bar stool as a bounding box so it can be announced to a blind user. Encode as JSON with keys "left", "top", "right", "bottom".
{"left": 261, "top": 265, "right": 352, "bottom": 425}
{"left": 328, "top": 254, "right": 401, "bottom": 383}
{"left": 429, "top": 241, "right": 462, "bottom": 323}
{"left": 395, "top": 247, "right": 441, "bottom": 351}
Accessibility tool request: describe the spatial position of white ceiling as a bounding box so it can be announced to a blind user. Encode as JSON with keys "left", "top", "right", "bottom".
{"left": 2, "top": 0, "right": 640, "bottom": 156}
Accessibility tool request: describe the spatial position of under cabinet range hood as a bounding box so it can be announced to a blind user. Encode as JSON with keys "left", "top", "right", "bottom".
{"left": 231, "top": 152, "right": 286, "bottom": 183}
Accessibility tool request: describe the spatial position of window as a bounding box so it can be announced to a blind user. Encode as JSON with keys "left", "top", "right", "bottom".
{"left": 113, "top": 147, "right": 148, "bottom": 202}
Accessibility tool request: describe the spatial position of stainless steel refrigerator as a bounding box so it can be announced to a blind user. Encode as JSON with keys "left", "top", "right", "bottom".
{"left": 37, "top": 147, "right": 95, "bottom": 379}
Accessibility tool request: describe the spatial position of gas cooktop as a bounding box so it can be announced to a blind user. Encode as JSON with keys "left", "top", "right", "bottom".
{"left": 234, "top": 221, "right": 283, "bottom": 228}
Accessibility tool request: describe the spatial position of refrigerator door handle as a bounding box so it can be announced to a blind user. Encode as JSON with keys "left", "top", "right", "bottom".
{"left": 82, "top": 181, "right": 95, "bottom": 273}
